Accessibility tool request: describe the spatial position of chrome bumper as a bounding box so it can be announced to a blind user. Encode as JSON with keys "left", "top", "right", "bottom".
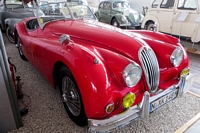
{"left": 88, "top": 74, "right": 194, "bottom": 132}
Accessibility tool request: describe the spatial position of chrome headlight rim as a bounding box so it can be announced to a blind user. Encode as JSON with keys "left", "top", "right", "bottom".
{"left": 122, "top": 62, "right": 142, "bottom": 87}
{"left": 170, "top": 47, "right": 184, "bottom": 67}
{"left": 121, "top": 15, "right": 127, "bottom": 22}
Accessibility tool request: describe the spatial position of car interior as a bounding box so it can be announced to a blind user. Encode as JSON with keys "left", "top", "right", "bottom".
{"left": 26, "top": 18, "right": 39, "bottom": 30}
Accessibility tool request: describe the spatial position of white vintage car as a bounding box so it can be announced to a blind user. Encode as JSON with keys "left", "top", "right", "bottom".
{"left": 141, "top": 0, "right": 200, "bottom": 43}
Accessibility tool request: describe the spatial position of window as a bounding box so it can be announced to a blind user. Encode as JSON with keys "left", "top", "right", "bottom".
{"left": 99, "top": 2, "right": 104, "bottom": 9}
{"left": 177, "top": 0, "right": 197, "bottom": 10}
{"left": 160, "top": 0, "right": 175, "bottom": 9}
{"left": 103, "top": 2, "right": 111, "bottom": 9}
{"left": 152, "top": 0, "right": 162, "bottom": 8}
{"left": 113, "top": 1, "right": 130, "bottom": 8}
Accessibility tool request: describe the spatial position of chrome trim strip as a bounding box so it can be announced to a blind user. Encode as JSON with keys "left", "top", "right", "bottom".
{"left": 88, "top": 74, "right": 193, "bottom": 133}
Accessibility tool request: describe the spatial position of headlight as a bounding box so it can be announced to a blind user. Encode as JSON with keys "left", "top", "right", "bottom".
{"left": 121, "top": 15, "right": 127, "bottom": 22}
{"left": 170, "top": 47, "right": 184, "bottom": 67}
{"left": 122, "top": 62, "right": 142, "bottom": 87}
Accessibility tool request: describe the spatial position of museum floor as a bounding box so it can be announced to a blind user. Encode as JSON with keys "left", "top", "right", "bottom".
{"left": 3, "top": 33, "right": 200, "bottom": 133}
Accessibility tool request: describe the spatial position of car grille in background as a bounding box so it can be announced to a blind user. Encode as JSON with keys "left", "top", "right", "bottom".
{"left": 139, "top": 47, "right": 160, "bottom": 93}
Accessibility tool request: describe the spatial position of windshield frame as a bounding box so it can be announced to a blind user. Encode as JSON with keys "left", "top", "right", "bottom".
{"left": 36, "top": 1, "right": 97, "bottom": 30}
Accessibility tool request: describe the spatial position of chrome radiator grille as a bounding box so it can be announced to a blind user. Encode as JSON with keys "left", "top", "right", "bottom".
{"left": 139, "top": 47, "right": 160, "bottom": 93}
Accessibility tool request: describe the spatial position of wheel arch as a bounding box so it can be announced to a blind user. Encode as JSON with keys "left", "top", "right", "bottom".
{"left": 141, "top": 15, "right": 159, "bottom": 29}
{"left": 110, "top": 16, "right": 116, "bottom": 25}
{"left": 52, "top": 61, "right": 67, "bottom": 88}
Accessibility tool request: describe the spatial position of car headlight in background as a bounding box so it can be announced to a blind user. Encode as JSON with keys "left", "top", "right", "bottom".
{"left": 170, "top": 47, "right": 184, "bottom": 67}
{"left": 122, "top": 62, "right": 142, "bottom": 87}
{"left": 121, "top": 15, "right": 127, "bottom": 22}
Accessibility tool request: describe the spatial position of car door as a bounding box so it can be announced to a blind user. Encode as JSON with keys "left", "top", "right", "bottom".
{"left": 156, "top": 0, "right": 175, "bottom": 34}
{"left": 29, "top": 26, "right": 54, "bottom": 78}
{"left": 98, "top": 1, "right": 111, "bottom": 24}
{"left": 172, "top": 0, "right": 199, "bottom": 42}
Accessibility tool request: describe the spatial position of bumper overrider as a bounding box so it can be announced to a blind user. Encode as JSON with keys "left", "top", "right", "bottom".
{"left": 88, "top": 73, "right": 194, "bottom": 132}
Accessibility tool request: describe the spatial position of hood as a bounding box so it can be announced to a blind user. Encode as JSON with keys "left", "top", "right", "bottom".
{"left": 50, "top": 20, "right": 146, "bottom": 61}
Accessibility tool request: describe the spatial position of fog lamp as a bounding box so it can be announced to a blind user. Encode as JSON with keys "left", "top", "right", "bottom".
{"left": 105, "top": 103, "right": 114, "bottom": 114}
{"left": 122, "top": 92, "right": 135, "bottom": 109}
{"left": 180, "top": 68, "right": 189, "bottom": 78}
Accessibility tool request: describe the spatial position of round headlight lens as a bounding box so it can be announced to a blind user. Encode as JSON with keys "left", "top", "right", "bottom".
{"left": 123, "top": 62, "right": 142, "bottom": 87}
{"left": 121, "top": 15, "right": 127, "bottom": 22}
{"left": 170, "top": 47, "right": 184, "bottom": 67}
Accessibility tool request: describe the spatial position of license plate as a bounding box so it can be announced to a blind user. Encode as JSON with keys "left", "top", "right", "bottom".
{"left": 150, "top": 89, "right": 178, "bottom": 112}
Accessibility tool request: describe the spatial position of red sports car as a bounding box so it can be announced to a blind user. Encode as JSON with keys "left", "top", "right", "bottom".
{"left": 14, "top": 1, "right": 193, "bottom": 132}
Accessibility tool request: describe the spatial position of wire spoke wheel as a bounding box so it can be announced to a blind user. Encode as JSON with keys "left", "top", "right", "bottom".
{"left": 6, "top": 27, "right": 14, "bottom": 43}
{"left": 62, "top": 76, "right": 81, "bottom": 116}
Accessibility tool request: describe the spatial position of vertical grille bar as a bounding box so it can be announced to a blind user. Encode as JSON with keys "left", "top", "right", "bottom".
{"left": 139, "top": 47, "right": 160, "bottom": 93}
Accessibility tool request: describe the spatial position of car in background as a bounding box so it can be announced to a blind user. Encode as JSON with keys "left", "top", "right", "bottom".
{"left": 2, "top": 1, "right": 44, "bottom": 43}
{"left": 94, "top": 0, "right": 144, "bottom": 28}
{"left": 14, "top": 1, "right": 193, "bottom": 132}
{"left": 141, "top": 0, "right": 200, "bottom": 43}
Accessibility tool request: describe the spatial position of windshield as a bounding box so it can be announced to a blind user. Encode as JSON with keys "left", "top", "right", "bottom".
{"left": 113, "top": 1, "right": 130, "bottom": 8}
{"left": 36, "top": 1, "right": 96, "bottom": 29}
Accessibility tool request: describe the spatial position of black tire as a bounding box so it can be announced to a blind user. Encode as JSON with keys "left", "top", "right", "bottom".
{"left": 6, "top": 26, "right": 15, "bottom": 44}
{"left": 111, "top": 18, "right": 119, "bottom": 27}
{"left": 59, "top": 67, "right": 87, "bottom": 126}
{"left": 135, "top": 26, "right": 141, "bottom": 29}
{"left": 16, "top": 35, "right": 28, "bottom": 61}
{"left": 146, "top": 21, "right": 154, "bottom": 31}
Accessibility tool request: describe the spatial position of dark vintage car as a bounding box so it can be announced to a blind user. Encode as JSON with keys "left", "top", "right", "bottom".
{"left": 14, "top": 1, "right": 193, "bottom": 132}
{"left": 0, "top": 0, "right": 43, "bottom": 43}
{"left": 94, "top": 0, "right": 144, "bottom": 28}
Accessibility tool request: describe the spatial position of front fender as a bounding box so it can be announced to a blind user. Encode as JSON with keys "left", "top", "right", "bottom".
{"left": 5, "top": 18, "right": 22, "bottom": 33}
{"left": 69, "top": 45, "right": 125, "bottom": 119}
{"left": 141, "top": 14, "right": 159, "bottom": 30}
{"left": 54, "top": 44, "right": 136, "bottom": 119}
{"left": 111, "top": 14, "right": 123, "bottom": 24}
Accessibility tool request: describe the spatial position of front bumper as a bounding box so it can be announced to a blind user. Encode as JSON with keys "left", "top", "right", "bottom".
{"left": 119, "top": 23, "right": 141, "bottom": 27}
{"left": 88, "top": 74, "right": 194, "bottom": 132}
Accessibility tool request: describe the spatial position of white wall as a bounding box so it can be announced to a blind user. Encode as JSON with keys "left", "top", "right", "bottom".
{"left": 129, "top": 0, "right": 151, "bottom": 13}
